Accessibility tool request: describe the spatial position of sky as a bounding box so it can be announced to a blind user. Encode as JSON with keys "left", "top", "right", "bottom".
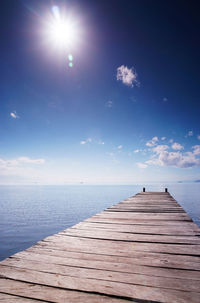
{"left": 0, "top": 0, "right": 200, "bottom": 185}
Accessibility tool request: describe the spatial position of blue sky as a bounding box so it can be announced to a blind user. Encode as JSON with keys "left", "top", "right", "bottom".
{"left": 0, "top": 0, "right": 200, "bottom": 184}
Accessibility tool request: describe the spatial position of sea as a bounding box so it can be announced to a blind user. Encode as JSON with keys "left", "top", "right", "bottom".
{"left": 0, "top": 183, "right": 200, "bottom": 261}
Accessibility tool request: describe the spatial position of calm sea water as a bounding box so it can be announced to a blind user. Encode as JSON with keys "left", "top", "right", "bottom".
{"left": 0, "top": 183, "right": 200, "bottom": 261}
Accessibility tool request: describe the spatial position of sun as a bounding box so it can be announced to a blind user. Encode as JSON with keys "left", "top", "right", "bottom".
{"left": 44, "top": 6, "right": 80, "bottom": 51}
{"left": 48, "top": 18, "right": 77, "bottom": 48}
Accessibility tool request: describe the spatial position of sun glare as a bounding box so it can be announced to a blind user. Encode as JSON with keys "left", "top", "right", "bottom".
{"left": 49, "top": 19, "right": 77, "bottom": 48}
{"left": 44, "top": 6, "right": 80, "bottom": 51}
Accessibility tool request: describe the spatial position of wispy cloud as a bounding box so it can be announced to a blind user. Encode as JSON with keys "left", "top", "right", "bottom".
{"left": 105, "top": 100, "right": 113, "bottom": 108}
{"left": 185, "top": 130, "right": 193, "bottom": 137}
{"left": 0, "top": 157, "right": 45, "bottom": 170}
{"left": 197, "top": 135, "right": 200, "bottom": 140}
{"left": 10, "top": 111, "right": 19, "bottom": 119}
{"left": 161, "top": 137, "right": 166, "bottom": 141}
{"left": 98, "top": 141, "right": 105, "bottom": 145}
{"left": 117, "top": 145, "right": 123, "bottom": 150}
{"left": 192, "top": 145, "right": 200, "bottom": 155}
{"left": 116, "top": 65, "right": 139, "bottom": 87}
{"left": 106, "top": 152, "right": 120, "bottom": 164}
{"left": 80, "top": 138, "right": 92, "bottom": 145}
{"left": 134, "top": 149, "right": 140, "bottom": 153}
{"left": 171, "top": 142, "right": 184, "bottom": 150}
{"left": 163, "top": 97, "right": 168, "bottom": 102}
{"left": 137, "top": 162, "right": 147, "bottom": 169}
{"left": 146, "top": 136, "right": 159, "bottom": 147}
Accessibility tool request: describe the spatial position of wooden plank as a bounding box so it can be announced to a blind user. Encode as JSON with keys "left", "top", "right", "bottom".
{"left": 40, "top": 235, "right": 200, "bottom": 255}
{"left": 108, "top": 205, "right": 184, "bottom": 209}
{"left": 86, "top": 216, "right": 196, "bottom": 225}
{"left": 1, "top": 258, "right": 200, "bottom": 293}
{"left": 96, "top": 212, "right": 192, "bottom": 220}
{"left": 107, "top": 206, "right": 184, "bottom": 209}
{"left": 73, "top": 221, "right": 200, "bottom": 235}
{"left": 25, "top": 247, "right": 200, "bottom": 270}
{"left": 111, "top": 208, "right": 184, "bottom": 212}
{"left": 0, "top": 293, "right": 41, "bottom": 302}
{"left": 59, "top": 228, "right": 200, "bottom": 244}
{"left": 7, "top": 250, "right": 200, "bottom": 278}
{"left": 110, "top": 211, "right": 186, "bottom": 214}
{"left": 0, "top": 266, "right": 199, "bottom": 303}
{"left": 0, "top": 279, "right": 131, "bottom": 303}
{"left": 24, "top": 247, "right": 200, "bottom": 272}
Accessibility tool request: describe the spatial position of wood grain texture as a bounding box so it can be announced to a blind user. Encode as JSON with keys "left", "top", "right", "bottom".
{"left": 0, "top": 191, "right": 200, "bottom": 302}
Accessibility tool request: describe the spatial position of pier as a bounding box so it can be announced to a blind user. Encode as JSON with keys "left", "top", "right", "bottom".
{"left": 0, "top": 190, "right": 200, "bottom": 302}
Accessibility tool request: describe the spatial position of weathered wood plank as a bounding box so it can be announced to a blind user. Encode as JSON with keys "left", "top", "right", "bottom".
{"left": 0, "top": 266, "right": 199, "bottom": 303}
{"left": 23, "top": 247, "right": 200, "bottom": 272}
{"left": 0, "top": 279, "right": 132, "bottom": 303}
{"left": 1, "top": 258, "right": 200, "bottom": 293}
{"left": 1, "top": 255, "right": 200, "bottom": 292}
{"left": 41, "top": 241, "right": 200, "bottom": 258}
{"left": 96, "top": 212, "right": 192, "bottom": 220}
{"left": 86, "top": 216, "right": 196, "bottom": 225}
{"left": 0, "top": 293, "right": 41, "bottom": 302}
{"left": 59, "top": 228, "right": 200, "bottom": 244}
{"left": 24, "top": 247, "right": 200, "bottom": 269}
{"left": 73, "top": 221, "right": 200, "bottom": 235}
{"left": 41, "top": 235, "right": 200, "bottom": 255}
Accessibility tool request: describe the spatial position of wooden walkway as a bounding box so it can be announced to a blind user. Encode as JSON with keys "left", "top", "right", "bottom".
{"left": 0, "top": 191, "right": 200, "bottom": 302}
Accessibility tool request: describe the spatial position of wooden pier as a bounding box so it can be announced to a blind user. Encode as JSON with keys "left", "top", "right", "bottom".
{"left": 0, "top": 191, "right": 200, "bottom": 302}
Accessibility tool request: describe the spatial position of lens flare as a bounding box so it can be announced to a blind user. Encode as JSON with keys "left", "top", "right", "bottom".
{"left": 68, "top": 54, "right": 73, "bottom": 61}
{"left": 51, "top": 6, "right": 60, "bottom": 20}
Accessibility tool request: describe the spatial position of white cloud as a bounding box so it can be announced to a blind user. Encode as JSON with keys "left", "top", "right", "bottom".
{"left": 146, "top": 136, "right": 159, "bottom": 147}
{"left": 137, "top": 162, "right": 147, "bottom": 169}
{"left": 106, "top": 152, "right": 120, "bottom": 164}
{"left": 143, "top": 135, "right": 200, "bottom": 169}
{"left": 117, "top": 145, "right": 123, "bottom": 150}
{"left": 161, "top": 137, "right": 166, "bottom": 141}
{"left": 134, "top": 149, "right": 140, "bottom": 153}
{"left": 171, "top": 142, "right": 184, "bottom": 150}
{"left": 116, "top": 65, "right": 139, "bottom": 87}
{"left": 10, "top": 111, "right": 19, "bottom": 119}
{"left": 146, "top": 150, "right": 200, "bottom": 168}
{"left": 197, "top": 135, "right": 200, "bottom": 140}
{"left": 105, "top": 100, "right": 113, "bottom": 108}
{"left": 17, "top": 157, "right": 45, "bottom": 164}
{"left": 80, "top": 138, "right": 92, "bottom": 145}
{"left": 98, "top": 141, "right": 105, "bottom": 145}
{"left": 163, "top": 97, "right": 168, "bottom": 102}
{"left": 107, "top": 152, "right": 114, "bottom": 157}
{"left": 153, "top": 145, "right": 169, "bottom": 154}
{"left": 192, "top": 145, "right": 200, "bottom": 155}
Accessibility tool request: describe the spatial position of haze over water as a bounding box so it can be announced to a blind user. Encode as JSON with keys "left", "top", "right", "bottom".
{"left": 0, "top": 183, "right": 199, "bottom": 261}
